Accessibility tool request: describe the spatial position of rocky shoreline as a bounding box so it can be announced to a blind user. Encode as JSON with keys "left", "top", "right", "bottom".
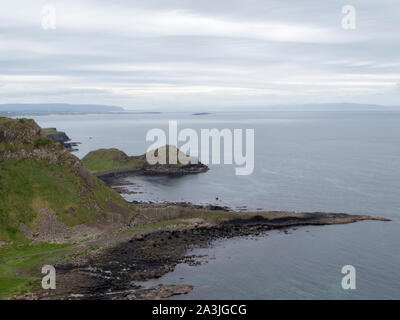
{"left": 95, "top": 162, "right": 209, "bottom": 186}
{"left": 36, "top": 201, "right": 389, "bottom": 300}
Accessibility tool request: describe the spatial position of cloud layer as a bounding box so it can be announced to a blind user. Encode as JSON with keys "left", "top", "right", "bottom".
{"left": 1, "top": 0, "right": 399, "bottom": 109}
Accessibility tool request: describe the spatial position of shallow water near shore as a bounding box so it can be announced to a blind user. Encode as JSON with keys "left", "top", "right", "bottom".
{"left": 32, "top": 109, "right": 400, "bottom": 299}
{"left": 136, "top": 221, "right": 400, "bottom": 300}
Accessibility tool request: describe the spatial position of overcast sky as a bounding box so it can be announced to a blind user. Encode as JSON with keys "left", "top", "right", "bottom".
{"left": 1, "top": 0, "right": 399, "bottom": 110}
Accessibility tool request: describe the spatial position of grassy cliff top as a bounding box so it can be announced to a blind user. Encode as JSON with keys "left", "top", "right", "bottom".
{"left": 0, "top": 117, "right": 134, "bottom": 244}
{"left": 82, "top": 148, "right": 146, "bottom": 173}
{"left": 0, "top": 117, "right": 53, "bottom": 147}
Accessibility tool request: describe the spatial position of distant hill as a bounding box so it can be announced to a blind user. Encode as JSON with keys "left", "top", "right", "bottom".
{"left": 0, "top": 103, "right": 124, "bottom": 115}
{"left": 275, "top": 103, "right": 400, "bottom": 110}
{"left": 242, "top": 103, "right": 400, "bottom": 111}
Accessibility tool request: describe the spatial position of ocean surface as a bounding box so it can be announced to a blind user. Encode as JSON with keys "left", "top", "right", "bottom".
{"left": 31, "top": 110, "right": 400, "bottom": 299}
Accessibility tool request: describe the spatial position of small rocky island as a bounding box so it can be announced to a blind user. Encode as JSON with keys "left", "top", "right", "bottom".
{"left": 82, "top": 145, "right": 209, "bottom": 184}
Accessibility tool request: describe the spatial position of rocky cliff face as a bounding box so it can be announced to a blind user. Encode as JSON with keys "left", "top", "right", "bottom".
{"left": 0, "top": 118, "right": 41, "bottom": 144}
{"left": 41, "top": 127, "right": 79, "bottom": 151}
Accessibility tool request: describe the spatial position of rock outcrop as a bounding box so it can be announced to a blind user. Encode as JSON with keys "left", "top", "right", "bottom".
{"left": 42, "top": 127, "right": 79, "bottom": 151}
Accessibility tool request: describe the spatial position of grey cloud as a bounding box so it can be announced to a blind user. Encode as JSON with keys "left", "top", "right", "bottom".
{"left": 0, "top": 0, "right": 399, "bottom": 109}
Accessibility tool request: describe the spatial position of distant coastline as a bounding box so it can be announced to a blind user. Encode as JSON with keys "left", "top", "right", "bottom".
{"left": 0, "top": 103, "right": 124, "bottom": 115}
{"left": 0, "top": 103, "right": 166, "bottom": 117}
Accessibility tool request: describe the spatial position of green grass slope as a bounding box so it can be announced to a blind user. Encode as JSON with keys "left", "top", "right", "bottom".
{"left": 82, "top": 145, "right": 194, "bottom": 174}
{"left": 82, "top": 148, "right": 146, "bottom": 173}
{"left": 0, "top": 117, "right": 133, "bottom": 243}
{"left": 0, "top": 158, "right": 130, "bottom": 243}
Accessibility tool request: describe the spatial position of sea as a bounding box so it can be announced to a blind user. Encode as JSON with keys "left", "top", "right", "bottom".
{"left": 31, "top": 109, "right": 400, "bottom": 299}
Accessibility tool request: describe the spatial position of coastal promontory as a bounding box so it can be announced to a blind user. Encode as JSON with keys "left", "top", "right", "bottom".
{"left": 82, "top": 145, "right": 209, "bottom": 181}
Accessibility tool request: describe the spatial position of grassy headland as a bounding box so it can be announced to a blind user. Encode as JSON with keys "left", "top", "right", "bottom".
{"left": 82, "top": 148, "right": 146, "bottom": 173}
{"left": 82, "top": 145, "right": 208, "bottom": 178}
{"left": 0, "top": 116, "right": 134, "bottom": 298}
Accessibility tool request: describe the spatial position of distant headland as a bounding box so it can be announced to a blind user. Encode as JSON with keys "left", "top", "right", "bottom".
{"left": 0, "top": 103, "right": 125, "bottom": 116}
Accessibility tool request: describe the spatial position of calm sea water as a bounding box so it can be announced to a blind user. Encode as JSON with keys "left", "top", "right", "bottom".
{"left": 32, "top": 110, "right": 400, "bottom": 299}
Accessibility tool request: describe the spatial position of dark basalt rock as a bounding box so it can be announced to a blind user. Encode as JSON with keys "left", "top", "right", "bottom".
{"left": 141, "top": 162, "right": 209, "bottom": 175}
{"left": 42, "top": 127, "right": 80, "bottom": 151}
